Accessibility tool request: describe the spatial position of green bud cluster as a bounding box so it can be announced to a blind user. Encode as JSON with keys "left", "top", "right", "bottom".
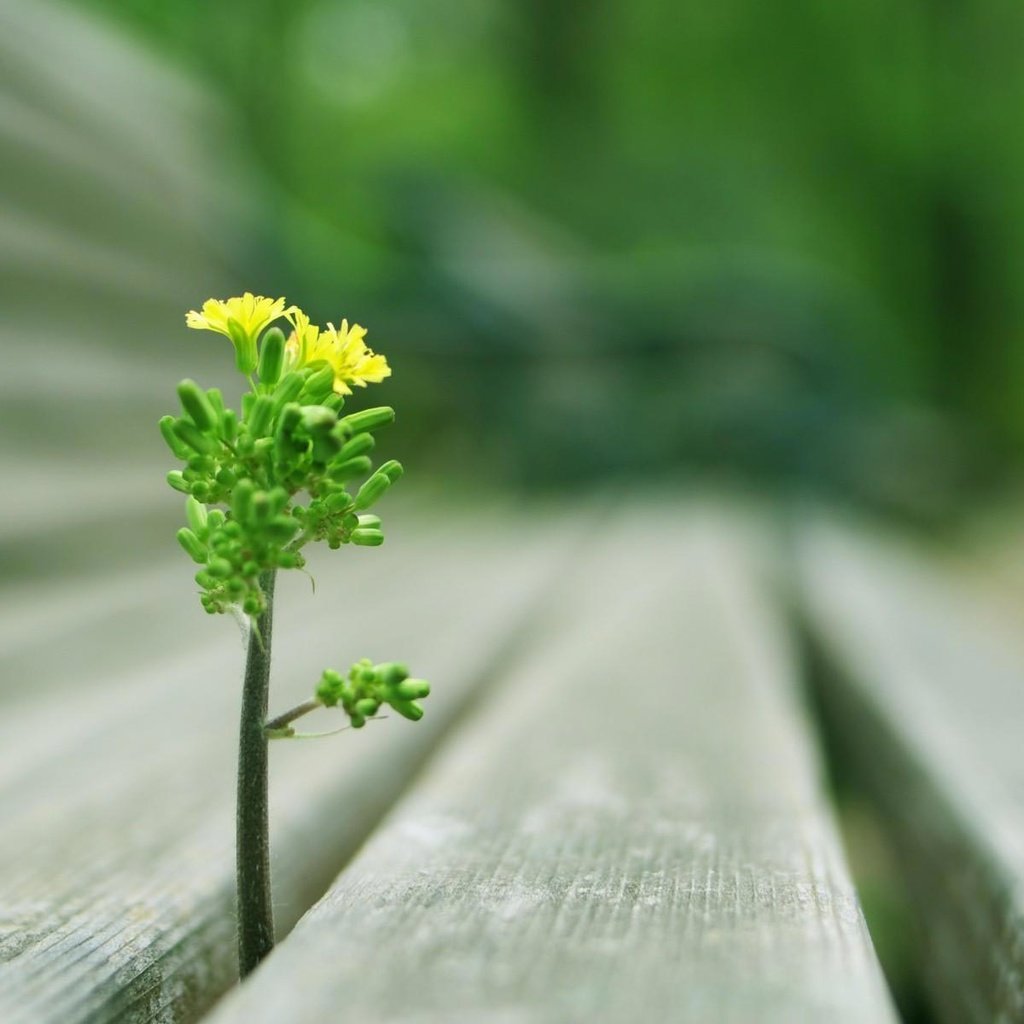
{"left": 315, "top": 659, "right": 430, "bottom": 728}
{"left": 161, "top": 326, "right": 403, "bottom": 617}
{"left": 177, "top": 492, "right": 300, "bottom": 615}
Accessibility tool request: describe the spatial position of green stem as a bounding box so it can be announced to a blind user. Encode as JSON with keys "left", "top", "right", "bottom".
{"left": 236, "top": 570, "right": 277, "bottom": 978}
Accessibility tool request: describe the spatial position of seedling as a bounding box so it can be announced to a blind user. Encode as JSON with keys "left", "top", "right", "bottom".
{"left": 161, "top": 294, "right": 429, "bottom": 976}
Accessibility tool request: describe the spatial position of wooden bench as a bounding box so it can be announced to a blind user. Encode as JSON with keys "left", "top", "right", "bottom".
{"left": 796, "top": 515, "right": 1024, "bottom": 1024}
{"left": 0, "top": 502, "right": 898, "bottom": 1023}
{"left": 0, "top": 504, "right": 586, "bottom": 1023}
{"left": 202, "top": 506, "right": 897, "bottom": 1024}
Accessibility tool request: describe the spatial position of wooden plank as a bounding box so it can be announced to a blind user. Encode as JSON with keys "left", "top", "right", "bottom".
{"left": 796, "top": 517, "right": 1024, "bottom": 1024}
{"left": 209, "top": 506, "right": 896, "bottom": 1024}
{"left": 0, "top": 508, "right": 586, "bottom": 1024}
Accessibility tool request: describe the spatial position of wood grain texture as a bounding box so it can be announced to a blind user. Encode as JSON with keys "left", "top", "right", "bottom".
{"left": 210, "top": 506, "right": 896, "bottom": 1024}
{"left": 797, "top": 518, "right": 1024, "bottom": 1024}
{"left": 0, "top": 509, "right": 586, "bottom": 1024}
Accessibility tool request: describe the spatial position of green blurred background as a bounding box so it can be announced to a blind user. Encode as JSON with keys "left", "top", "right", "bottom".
{"left": 20, "top": 0, "right": 1024, "bottom": 524}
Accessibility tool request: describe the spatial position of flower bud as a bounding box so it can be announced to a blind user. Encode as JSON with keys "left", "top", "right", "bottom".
{"left": 177, "top": 379, "right": 218, "bottom": 433}
{"left": 231, "top": 479, "right": 254, "bottom": 523}
{"left": 377, "top": 459, "right": 403, "bottom": 483}
{"left": 176, "top": 527, "right": 206, "bottom": 563}
{"left": 159, "top": 416, "right": 191, "bottom": 459}
{"left": 351, "top": 528, "right": 384, "bottom": 546}
{"left": 272, "top": 371, "right": 305, "bottom": 411}
{"left": 300, "top": 364, "right": 335, "bottom": 403}
{"left": 273, "top": 403, "right": 305, "bottom": 463}
{"left": 375, "top": 662, "right": 408, "bottom": 685}
{"left": 390, "top": 700, "right": 424, "bottom": 722}
{"left": 257, "top": 327, "right": 286, "bottom": 387}
{"left": 250, "top": 491, "right": 271, "bottom": 524}
{"left": 301, "top": 405, "right": 337, "bottom": 433}
{"left": 268, "top": 487, "right": 289, "bottom": 514}
{"left": 221, "top": 409, "right": 238, "bottom": 442}
{"left": 353, "top": 472, "right": 392, "bottom": 511}
{"left": 338, "top": 406, "right": 395, "bottom": 437}
{"left": 395, "top": 678, "right": 430, "bottom": 700}
{"left": 185, "top": 496, "right": 208, "bottom": 536}
{"left": 329, "top": 456, "right": 372, "bottom": 481}
{"left": 173, "top": 419, "right": 215, "bottom": 455}
{"left": 267, "top": 515, "right": 299, "bottom": 543}
{"left": 206, "top": 387, "right": 225, "bottom": 417}
{"left": 167, "top": 470, "right": 191, "bottom": 494}
{"left": 325, "top": 490, "right": 353, "bottom": 512}
{"left": 312, "top": 434, "right": 342, "bottom": 463}
{"left": 228, "top": 318, "right": 258, "bottom": 374}
{"left": 207, "top": 558, "right": 233, "bottom": 578}
{"left": 357, "top": 513, "right": 381, "bottom": 529}
{"left": 247, "top": 395, "right": 274, "bottom": 438}
{"left": 338, "top": 433, "right": 375, "bottom": 460}
{"left": 316, "top": 669, "right": 344, "bottom": 706}
{"left": 355, "top": 698, "right": 380, "bottom": 717}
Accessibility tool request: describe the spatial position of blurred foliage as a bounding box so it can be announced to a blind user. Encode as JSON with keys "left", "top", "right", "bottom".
{"left": 69, "top": 0, "right": 1024, "bottom": 520}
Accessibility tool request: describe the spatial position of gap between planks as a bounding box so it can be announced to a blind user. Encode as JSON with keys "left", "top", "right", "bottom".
{"left": 796, "top": 516, "right": 1024, "bottom": 1024}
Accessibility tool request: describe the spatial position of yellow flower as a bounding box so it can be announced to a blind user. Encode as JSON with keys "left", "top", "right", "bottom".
{"left": 185, "top": 293, "right": 289, "bottom": 373}
{"left": 285, "top": 310, "right": 391, "bottom": 395}
{"left": 284, "top": 307, "right": 321, "bottom": 369}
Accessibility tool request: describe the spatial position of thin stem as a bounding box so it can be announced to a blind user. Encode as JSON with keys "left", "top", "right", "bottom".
{"left": 264, "top": 697, "right": 322, "bottom": 734}
{"left": 286, "top": 529, "right": 314, "bottom": 553}
{"left": 272, "top": 716, "right": 389, "bottom": 740}
{"left": 236, "top": 570, "right": 276, "bottom": 978}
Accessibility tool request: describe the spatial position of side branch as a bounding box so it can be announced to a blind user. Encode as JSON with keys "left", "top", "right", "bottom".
{"left": 264, "top": 698, "right": 322, "bottom": 736}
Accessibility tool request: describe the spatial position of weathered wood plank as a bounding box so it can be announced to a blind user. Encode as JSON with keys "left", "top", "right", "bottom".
{"left": 796, "top": 517, "right": 1024, "bottom": 1024}
{"left": 210, "top": 507, "right": 896, "bottom": 1024}
{"left": 0, "top": 509, "right": 586, "bottom": 1024}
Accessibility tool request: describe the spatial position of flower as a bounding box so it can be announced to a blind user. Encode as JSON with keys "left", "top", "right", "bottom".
{"left": 285, "top": 310, "right": 391, "bottom": 395}
{"left": 186, "top": 293, "right": 289, "bottom": 373}
{"left": 284, "top": 307, "right": 321, "bottom": 369}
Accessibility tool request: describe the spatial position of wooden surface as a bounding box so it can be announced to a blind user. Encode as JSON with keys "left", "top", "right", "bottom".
{"left": 208, "top": 508, "right": 896, "bottom": 1024}
{"left": 797, "top": 517, "right": 1024, "bottom": 1024}
{"left": 0, "top": 507, "right": 586, "bottom": 1024}
{"left": 0, "top": 0, "right": 244, "bottom": 602}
